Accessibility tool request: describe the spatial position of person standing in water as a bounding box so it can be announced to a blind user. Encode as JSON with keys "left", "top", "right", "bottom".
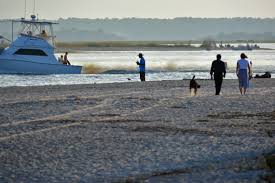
{"left": 236, "top": 53, "right": 252, "bottom": 95}
{"left": 210, "top": 54, "right": 226, "bottom": 95}
{"left": 136, "top": 53, "right": 146, "bottom": 81}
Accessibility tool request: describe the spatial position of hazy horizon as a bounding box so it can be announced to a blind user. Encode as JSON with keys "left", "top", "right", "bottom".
{"left": 1, "top": 0, "right": 275, "bottom": 20}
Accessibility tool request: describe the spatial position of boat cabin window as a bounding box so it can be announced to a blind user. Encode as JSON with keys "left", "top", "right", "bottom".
{"left": 14, "top": 49, "right": 47, "bottom": 56}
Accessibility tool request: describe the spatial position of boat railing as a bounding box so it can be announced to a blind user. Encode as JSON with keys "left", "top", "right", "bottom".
{"left": 20, "top": 33, "right": 55, "bottom": 40}
{"left": 19, "top": 33, "right": 56, "bottom": 47}
{"left": 11, "top": 15, "right": 58, "bottom": 47}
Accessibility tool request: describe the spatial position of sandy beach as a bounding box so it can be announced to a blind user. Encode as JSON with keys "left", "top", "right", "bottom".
{"left": 0, "top": 79, "right": 275, "bottom": 182}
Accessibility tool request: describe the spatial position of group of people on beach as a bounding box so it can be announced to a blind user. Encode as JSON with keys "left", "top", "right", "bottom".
{"left": 210, "top": 53, "right": 252, "bottom": 95}
{"left": 58, "top": 52, "right": 71, "bottom": 65}
{"left": 136, "top": 52, "right": 253, "bottom": 95}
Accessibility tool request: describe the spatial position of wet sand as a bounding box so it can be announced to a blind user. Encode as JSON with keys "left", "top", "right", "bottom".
{"left": 0, "top": 79, "right": 275, "bottom": 182}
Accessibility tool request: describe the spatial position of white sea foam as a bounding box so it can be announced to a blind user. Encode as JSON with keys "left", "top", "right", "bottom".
{"left": 69, "top": 49, "right": 275, "bottom": 73}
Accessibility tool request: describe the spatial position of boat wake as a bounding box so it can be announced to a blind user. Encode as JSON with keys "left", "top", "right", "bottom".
{"left": 83, "top": 63, "right": 210, "bottom": 74}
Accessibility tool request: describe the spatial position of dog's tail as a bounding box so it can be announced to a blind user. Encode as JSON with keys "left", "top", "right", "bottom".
{"left": 192, "top": 75, "right": 195, "bottom": 80}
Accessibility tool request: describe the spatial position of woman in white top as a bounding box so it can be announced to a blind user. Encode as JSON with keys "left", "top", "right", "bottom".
{"left": 236, "top": 53, "right": 252, "bottom": 95}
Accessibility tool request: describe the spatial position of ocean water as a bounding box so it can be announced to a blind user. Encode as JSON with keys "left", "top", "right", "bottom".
{"left": 1, "top": 44, "right": 275, "bottom": 87}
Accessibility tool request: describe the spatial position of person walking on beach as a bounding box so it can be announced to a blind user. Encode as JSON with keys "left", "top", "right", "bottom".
{"left": 136, "top": 53, "right": 146, "bottom": 81}
{"left": 236, "top": 53, "right": 252, "bottom": 95}
{"left": 210, "top": 54, "right": 226, "bottom": 95}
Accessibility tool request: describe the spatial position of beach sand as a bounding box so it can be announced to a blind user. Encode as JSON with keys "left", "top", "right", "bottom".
{"left": 0, "top": 79, "right": 275, "bottom": 182}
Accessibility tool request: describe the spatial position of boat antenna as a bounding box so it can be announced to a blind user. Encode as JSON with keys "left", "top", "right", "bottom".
{"left": 24, "top": 0, "right": 27, "bottom": 19}
{"left": 33, "top": 0, "right": 36, "bottom": 15}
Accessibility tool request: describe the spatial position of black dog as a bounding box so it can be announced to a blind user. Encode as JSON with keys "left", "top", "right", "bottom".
{"left": 189, "top": 75, "right": 200, "bottom": 95}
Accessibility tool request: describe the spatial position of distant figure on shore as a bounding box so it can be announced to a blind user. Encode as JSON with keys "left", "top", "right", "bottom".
{"left": 136, "top": 53, "right": 146, "bottom": 81}
{"left": 58, "top": 55, "right": 64, "bottom": 63}
{"left": 63, "top": 52, "right": 71, "bottom": 65}
{"left": 210, "top": 54, "right": 226, "bottom": 95}
{"left": 236, "top": 53, "right": 252, "bottom": 95}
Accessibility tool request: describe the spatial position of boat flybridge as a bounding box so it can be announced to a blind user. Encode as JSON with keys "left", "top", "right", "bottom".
{"left": 0, "top": 15, "right": 82, "bottom": 74}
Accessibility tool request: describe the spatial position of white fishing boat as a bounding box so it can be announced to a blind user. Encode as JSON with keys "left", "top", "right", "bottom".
{"left": 0, "top": 15, "right": 82, "bottom": 74}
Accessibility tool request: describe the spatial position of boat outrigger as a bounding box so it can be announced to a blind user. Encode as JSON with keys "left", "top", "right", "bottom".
{"left": 0, "top": 15, "right": 82, "bottom": 74}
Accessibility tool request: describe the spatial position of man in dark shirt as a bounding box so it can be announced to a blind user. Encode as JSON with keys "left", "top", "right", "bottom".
{"left": 210, "top": 54, "right": 226, "bottom": 95}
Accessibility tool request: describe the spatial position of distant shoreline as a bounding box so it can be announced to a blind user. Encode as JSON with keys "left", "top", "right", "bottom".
{"left": 56, "top": 46, "right": 203, "bottom": 52}
{"left": 54, "top": 41, "right": 274, "bottom": 52}
{"left": 56, "top": 46, "right": 273, "bottom": 52}
{"left": 56, "top": 45, "right": 274, "bottom": 53}
{"left": 2, "top": 41, "right": 273, "bottom": 52}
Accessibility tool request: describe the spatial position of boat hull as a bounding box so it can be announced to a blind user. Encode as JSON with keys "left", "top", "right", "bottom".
{"left": 0, "top": 59, "right": 82, "bottom": 74}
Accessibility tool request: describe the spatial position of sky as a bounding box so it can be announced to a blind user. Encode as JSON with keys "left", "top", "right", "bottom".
{"left": 1, "top": 0, "right": 275, "bottom": 19}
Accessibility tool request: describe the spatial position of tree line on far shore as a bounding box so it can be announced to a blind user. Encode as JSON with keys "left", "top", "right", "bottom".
{"left": 1, "top": 17, "right": 275, "bottom": 42}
